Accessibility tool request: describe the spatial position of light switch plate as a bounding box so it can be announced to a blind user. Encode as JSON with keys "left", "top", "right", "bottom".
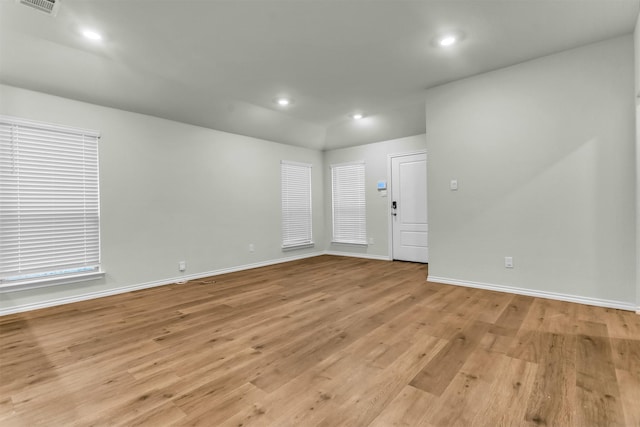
{"left": 505, "top": 257, "right": 513, "bottom": 268}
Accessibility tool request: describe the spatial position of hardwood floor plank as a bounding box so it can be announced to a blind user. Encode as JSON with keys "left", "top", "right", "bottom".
{"left": 409, "top": 320, "right": 490, "bottom": 396}
{"left": 523, "top": 332, "right": 577, "bottom": 426}
{"left": 250, "top": 284, "right": 436, "bottom": 393}
{"left": 254, "top": 306, "right": 443, "bottom": 420}
{"left": 424, "top": 342, "right": 513, "bottom": 426}
{"left": 615, "top": 368, "right": 640, "bottom": 426}
{"left": 423, "top": 368, "right": 494, "bottom": 426}
{"left": 508, "top": 330, "right": 548, "bottom": 364}
{"left": 478, "top": 332, "right": 514, "bottom": 354}
{"left": 313, "top": 334, "right": 446, "bottom": 427}
{"left": 610, "top": 335, "right": 640, "bottom": 425}
{"left": 0, "top": 397, "right": 16, "bottom": 422}
{"left": 368, "top": 385, "right": 438, "bottom": 427}
{"left": 575, "top": 332, "right": 625, "bottom": 426}
{"left": 519, "top": 298, "right": 579, "bottom": 335}
{"left": 127, "top": 402, "right": 187, "bottom": 427}
{"left": 1, "top": 255, "right": 638, "bottom": 427}
{"left": 610, "top": 337, "right": 640, "bottom": 372}
{"left": 471, "top": 356, "right": 538, "bottom": 426}
{"left": 177, "top": 381, "right": 267, "bottom": 426}
{"left": 605, "top": 309, "right": 640, "bottom": 340}
{"left": 490, "top": 294, "right": 534, "bottom": 337}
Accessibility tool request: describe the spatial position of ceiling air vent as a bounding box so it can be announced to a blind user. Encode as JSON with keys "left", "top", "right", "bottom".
{"left": 16, "top": 0, "right": 60, "bottom": 16}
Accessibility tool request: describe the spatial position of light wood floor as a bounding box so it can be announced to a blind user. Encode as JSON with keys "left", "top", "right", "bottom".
{"left": 1, "top": 255, "right": 639, "bottom": 426}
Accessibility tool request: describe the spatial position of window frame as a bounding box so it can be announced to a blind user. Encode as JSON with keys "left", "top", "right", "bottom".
{"left": 0, "top": 115, "right": 103, "bottom": 291}
{"left": 330, "top": 161, "right": 367, "bottom": 245}
{"left": 280, "top": 160, "right": 314, "bottom": 250}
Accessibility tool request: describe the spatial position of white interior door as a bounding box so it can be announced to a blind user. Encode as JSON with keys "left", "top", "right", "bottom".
{"left": 391, "top": 152, "right": 428, "bottom": 263}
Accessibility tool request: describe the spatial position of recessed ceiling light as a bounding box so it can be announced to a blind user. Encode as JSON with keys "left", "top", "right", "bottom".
{"left": 351, "top": 113, "right": 364, "bottom": 120}
{"left": 438, "top": 35, "right": 457, "bottom": 47}
{"left": 82, "top": 29, "right": 103, "bottom": 41}
{"left": 434, "top": 31, "right": 464, "bottom": 48}
{"left": 274, "top": 97, "right": 293, "bottom": 107}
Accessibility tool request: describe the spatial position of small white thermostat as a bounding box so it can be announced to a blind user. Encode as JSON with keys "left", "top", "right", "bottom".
{"left": 377, "top": 180, "right": 387, "bottom": 190}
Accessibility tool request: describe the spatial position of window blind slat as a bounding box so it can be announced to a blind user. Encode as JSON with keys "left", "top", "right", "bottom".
{"left": 0, "top": 116, "right": 101, "bottom": 286}
{"left": 331, "top": 162, "right": 367, "bottom": 245}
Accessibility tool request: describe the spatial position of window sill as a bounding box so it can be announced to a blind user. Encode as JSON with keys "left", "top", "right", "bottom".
{"left": 282, "top": 242, "right": 315, "bottom": 251}
{"left": 331, "top": 241, "right": 369, "bottom": 246}
{"left": 0, "top": 271, "right": 105, "bottom": 292}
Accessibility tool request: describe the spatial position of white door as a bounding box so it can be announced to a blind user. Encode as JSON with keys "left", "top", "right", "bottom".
{"left": 391, "top": 153, "right": 428, "bottom": 263}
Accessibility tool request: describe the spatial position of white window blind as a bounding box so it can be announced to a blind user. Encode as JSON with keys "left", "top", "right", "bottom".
{"left": 0, "top": 116, "right": 101, "bottom": 288}
{"left": 281, "top": 161, "right": 313, "bottom": 249}
{"left": 331, "top": 161, "right": 366, "bottom": 245}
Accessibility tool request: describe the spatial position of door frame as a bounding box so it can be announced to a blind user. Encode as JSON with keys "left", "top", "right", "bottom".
{"left": 387, "top": 150, "right": 427, "bottom": 261}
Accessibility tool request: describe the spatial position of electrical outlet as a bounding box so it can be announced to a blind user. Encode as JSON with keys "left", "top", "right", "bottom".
{"left": 249, "top": 243, "right": 255, "bottom": 253}
{"left": 179, "top": 261, "right": 186, "bottom": 271}
{"left": 505, "top": 257, "right": 513, "bottom": 268}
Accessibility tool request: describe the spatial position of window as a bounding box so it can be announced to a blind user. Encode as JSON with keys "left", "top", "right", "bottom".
{"left": 281, "top": 160, "right": 313, "bottom": 249}
{"left": 0, "top": 116, "right": 102, "bottom": 289}
{"left": 331, "top": 161, "right": 366, "bottom": 245}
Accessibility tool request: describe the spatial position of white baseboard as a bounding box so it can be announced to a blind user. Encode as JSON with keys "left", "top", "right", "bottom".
{"left": 5, "top": 254, "right": 633, "bottom": 316}
{"left": 324, "top": 251, "right": 391, "bottom": 261}
{"left": 428, "top": 275, "right": 638, "bottom": 312}
{"left": 0, "top": 251, "right": 324, "bottom": 316}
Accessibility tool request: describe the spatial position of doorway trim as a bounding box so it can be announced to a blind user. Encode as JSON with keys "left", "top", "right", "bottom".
{"left": 387, "top": 150, "right": 427, "bottom": 261}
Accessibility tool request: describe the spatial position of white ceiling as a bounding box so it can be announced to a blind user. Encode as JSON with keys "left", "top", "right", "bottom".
{"left": 1, "top": 0, "right": 638, "bottom": 150}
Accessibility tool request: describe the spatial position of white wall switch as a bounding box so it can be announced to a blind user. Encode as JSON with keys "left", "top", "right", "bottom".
{"left": 450, "top": 179, "right": 458, "bottom": 190}
{"left": 505, "top": 257, "right": 513, "bottom": 268}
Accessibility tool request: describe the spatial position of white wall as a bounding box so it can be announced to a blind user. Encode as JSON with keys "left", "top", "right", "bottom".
{"left": 636, "top": 11, "right": 640, "bottom": 97}
{"left": 425, "top": 36, "right": 636, "bottom": 308}
{"left": 323, "top": 134, "right": 427, "bottom": 259}
{"left": 0, "top": 84, "right": 325, "bottom": 314}
{"left": 635, "top": 11, "right": 640, "bottom": 311}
